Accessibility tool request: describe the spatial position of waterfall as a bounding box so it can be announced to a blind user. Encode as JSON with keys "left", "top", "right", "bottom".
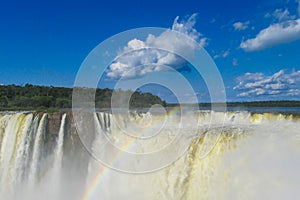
{"left": 85, "top": 113, "right": 106, "bottom": 194}
{"left": 0, "top": 111, "right": 299, "bottom": 200}
{"left": 46, "top": 113, "right": 67, "bottom": 199}
{"left": 0, "top": 114, "right": 11, "bottom": 150}
{"left": 28, "top": 113, "right": 47, "bottom": 186}
{"left": 53, "top": 113, "right": 66, "bottom": 172}
{"left": 0, "top": 113, "right": 22, "bottom": 194}
{"left": 84, "top": 111, "right": 300, "bottom": 200}
{"left": 10, "top": 114, "right": 33, "bottom": 187}
{"left": 23, "top": 114, "right": 40, "bottom": 182}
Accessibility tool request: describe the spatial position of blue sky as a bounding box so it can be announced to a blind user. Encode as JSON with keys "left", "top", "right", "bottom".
{"left": 0, "top": 0, "right": 300, "bottom": 102}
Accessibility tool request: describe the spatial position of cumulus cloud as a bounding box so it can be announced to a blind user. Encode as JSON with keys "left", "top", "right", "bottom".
{"left": 233, "top": 21, "right": 250, "bottom": 31}
{"left": 106, "top": 14, "right": 207, "bottom": 80}
{"left": 240, "top": 3, "right": 300, "bottom": 51}
{"left": 240, "top": 19, "right": 300, "bottom": 51}
{"left": 234, "top": 70, "right": 300, "bottom": 97}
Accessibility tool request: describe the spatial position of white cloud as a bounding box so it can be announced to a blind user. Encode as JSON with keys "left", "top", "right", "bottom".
{"left": 264, "top": 12, "right": 271, "bottom": 18}
{"left": 213, "top": 54, "right": 220, "bottom": 59}
{"left": 240, "top": 19, "right": 300, "bottom": 51}
{"left": 199, "top": 38, "right": 208, "bottom": 47}
{"left": 222, "top": 50, "right": 230, "bottom": 58}
{"left": 273, "top": 8, "right": 295, "bottom": 21}
{"left": 265, "top": 6, "right": 297, "bottom": 21}
{"left": 214, "top": 49, "right": 230, "bottom": 59}
{"left": 233, "top": 21, "right": 250, "bottom": 31}
{"left": 172, "top": 14, "right": 201, "bottom": 41}
{"left": 241, "top": 3, "right": 300, "bottom": 52}
{"left": 234, "top": 69, "right": 300, "bottom": 98}
{"left": 298, "top": 0, "right": 300, "bottom": 16}
{"left": 106, "top": 14, "right": 207, "bottom": 79}
{"left": 232, "top": 58, "right": 238, "bottom": 66}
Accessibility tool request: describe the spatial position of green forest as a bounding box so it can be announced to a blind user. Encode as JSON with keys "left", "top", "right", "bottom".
{"left": 0, "top": 84, "right": 166, "bottom": 112}
{"left": 1, "top": 84, "right": 300, "bottom": 112}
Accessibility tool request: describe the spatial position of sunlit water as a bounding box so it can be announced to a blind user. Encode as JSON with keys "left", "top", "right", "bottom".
{"left": 0, "top": 110, "right": 300, "bottom": 200}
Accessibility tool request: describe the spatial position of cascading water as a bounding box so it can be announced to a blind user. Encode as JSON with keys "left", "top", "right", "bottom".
{"left": 28, "top": 113, "right": 47, "bottom": 187}
{"left": 47, "top": 113, "right": 67, "bottom": 199}
{"left": 0, "top": 111, "right": 299, "bottom": 200}
{"left": 53, "top": 113, "right": 66, "bottom": 174}
{"left": 10, "top": 114, "right": 33, "bottom": 189}
{"left": 0, "top": 113, "right": 23, "bottom": 195}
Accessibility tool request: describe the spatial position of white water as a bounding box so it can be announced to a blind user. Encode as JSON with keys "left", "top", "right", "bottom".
{"left": 0, "top": 113, "right": 22, "bottom": 195}
{"left": 85, "top": 113, "right": 108, "bottom": 189}
{"left": 23, "top": 114, "right": 40, "bottom": 182}
{"left": 11, "top": 114, "right": 33, "bottom": 188}
{"left": 28, "top": 113, "right": 47, "bottom": 186}
{"left": 0, "top": 111, "right": 299, "bottom": 200}
{"left": 54, "top": 113, "right": 66, "bottom": 172}
{"left": 48, "top": 113, "right": 67, "bottom": 198}
{"left": 84, "top": 111, "right": 300, "bottom": 200}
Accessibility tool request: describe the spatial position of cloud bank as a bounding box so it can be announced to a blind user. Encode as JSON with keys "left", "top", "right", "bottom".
{"left": 234, "top": 70, "right": 300, "bottom": 98}
{"left": 106, "top": 14, "right": 207, "bottom": 80}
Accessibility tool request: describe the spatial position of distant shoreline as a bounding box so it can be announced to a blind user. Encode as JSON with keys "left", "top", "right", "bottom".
{"left": 168, "top": 100, "right": 300, "bottom": 107}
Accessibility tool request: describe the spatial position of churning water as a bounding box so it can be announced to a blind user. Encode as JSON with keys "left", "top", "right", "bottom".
{"left": 0, "top": 110, "right": 300, "bottom": 200}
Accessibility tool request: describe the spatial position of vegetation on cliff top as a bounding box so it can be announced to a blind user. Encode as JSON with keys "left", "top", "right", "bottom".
{"left": 1, "top": 84, "right": 299, "bottom": 112}
{"left": 0, "top": 84, "right": 166, "bottom": 111}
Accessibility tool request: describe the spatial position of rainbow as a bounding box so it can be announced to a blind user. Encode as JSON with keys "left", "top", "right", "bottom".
{"left": 81, "top": 106, "right": 183, "bottom": 200}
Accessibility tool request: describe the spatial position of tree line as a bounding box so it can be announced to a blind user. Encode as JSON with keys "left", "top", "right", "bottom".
{"left": 0, "top": 84, "right": 166, "bottom": 112}
{"left": 1, "top": 84, "right": 298, "bottom": 112}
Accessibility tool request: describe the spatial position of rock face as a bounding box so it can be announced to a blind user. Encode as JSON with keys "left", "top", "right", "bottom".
{"left": 47, "top": 112, "right": 62, "bottom": 135}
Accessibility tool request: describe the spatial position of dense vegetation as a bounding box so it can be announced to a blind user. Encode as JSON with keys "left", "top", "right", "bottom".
{"left": 0, "top": 84, "right": 166, "bottom": 112}
{"left": 1, "top": 84, "right": 299, "bottom": 112}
